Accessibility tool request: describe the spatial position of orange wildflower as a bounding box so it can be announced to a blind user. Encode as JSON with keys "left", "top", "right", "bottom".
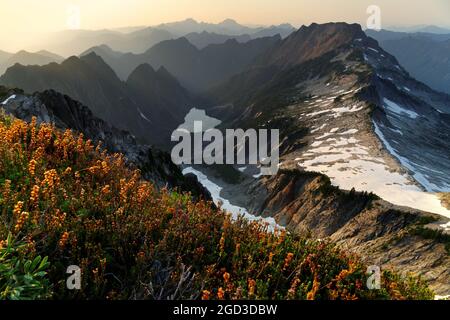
{"left": 201, "top": 290, "right": 211, "bottom": 300}
{"left": 15, "top": 211, "right": 29, "bottom": 232}
{"left": 248, "top": 279, "right": 256, "bottom": 297}
{"left": 59, "top": 231, "right": 70, "bottom": 248}
{"left": 283, "top": 252, "right": 294, "bottom": 270}
{"left": 28, "top": 159, "right": 37, "bottom": 176}
{"left": 217, "top": 287, "right": 225, "bottom": 300}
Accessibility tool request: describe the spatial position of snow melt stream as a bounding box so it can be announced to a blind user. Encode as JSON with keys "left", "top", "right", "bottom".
{"left": 182, "top": 167, "right": 282, "bottom": 231}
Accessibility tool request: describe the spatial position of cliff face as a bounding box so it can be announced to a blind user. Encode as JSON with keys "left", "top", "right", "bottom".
{"left": 237, "top": 169, "right": 450, "bottom": 295}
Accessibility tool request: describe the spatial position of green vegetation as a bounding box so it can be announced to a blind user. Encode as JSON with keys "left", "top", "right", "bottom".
{"left": 207, "top": 164, "right": 243, "bottom": 184}
{"left": 0, "top": 234, "right": 51, "bottom": 300}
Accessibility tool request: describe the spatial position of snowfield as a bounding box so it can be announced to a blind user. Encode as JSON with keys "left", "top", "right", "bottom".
{"left": 297, "top": 124, "right": 450, "bottom": 218}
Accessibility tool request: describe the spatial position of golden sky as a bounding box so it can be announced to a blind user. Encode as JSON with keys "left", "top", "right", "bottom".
{"left": 1, "top": 0, "right": 449, "bottom": 52}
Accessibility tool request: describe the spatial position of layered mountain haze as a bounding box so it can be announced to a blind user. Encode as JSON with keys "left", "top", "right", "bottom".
{"left": 0, "top": 50, "right": 64, "bottom": 75}
{"left": 82, "top": 35, "right": 281, "bottom": 91}
{"left": 155, "top": 18, "right": 295, "bottom": 38}
{"left": 23, "top": 19, "right": 295, "bottom": 58}
{"left": 27, "top": 28, "right": 174, "bottom": 56}
{"left": 0, "top": 53, "right": 198, "bottom": 146}
{"left": 366, "top": 30, "right": 450, "bottom": 95}
{"left": 184, "top": 31, "right": 252, "bottom": 49}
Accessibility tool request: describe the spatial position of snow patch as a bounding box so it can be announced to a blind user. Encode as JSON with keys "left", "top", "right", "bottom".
{"left": 182, "top": 167, "right": 283, "bottom": 231}
{"left": 137, "top": 108, "right": 151, "bottom": 123}
{"left": 383, "top": 98, "right": 419, "bottom": 119}
{"left": 1, "top": 95, "right": 16, "bottom": 105}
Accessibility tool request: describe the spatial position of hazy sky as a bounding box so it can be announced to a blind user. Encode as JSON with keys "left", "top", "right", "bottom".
{"left": 1, "top": 0, "right": 449, "bottom": 52}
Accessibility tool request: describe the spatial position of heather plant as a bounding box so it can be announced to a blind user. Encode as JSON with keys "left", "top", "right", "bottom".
{"left": 0, "top": 116, "right": 434, "bottom": 300}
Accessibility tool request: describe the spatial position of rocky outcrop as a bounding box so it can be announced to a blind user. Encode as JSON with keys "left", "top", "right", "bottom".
{"left": 238, "top": 169, "right": 450, "bottom": 295}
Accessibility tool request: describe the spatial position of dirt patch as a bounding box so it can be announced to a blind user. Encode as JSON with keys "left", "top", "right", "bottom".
{"left": 439, "top": 193, "right": 450, "bottom": 210}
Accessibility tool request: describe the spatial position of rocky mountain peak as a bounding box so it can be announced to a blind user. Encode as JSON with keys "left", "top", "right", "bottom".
{"left": 261, "top": 22, "right": 370, "bottom": 68}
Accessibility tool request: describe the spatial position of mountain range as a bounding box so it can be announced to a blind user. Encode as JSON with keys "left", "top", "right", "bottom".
{"left": 0, "top": 53, "right": 198, "bottom": 147}
{"left": 154, "top": 18, "right": 295, "bottom": 38}
{"left": 0, "top": 50, "right": 64, "bottom": 75}
{"left": 81, "top": 35, "right": 281, "bottom": 91}
{"left": 26, "top": 18, "right": 295, "bottom": 57}
{"left": 1, "top": 21, "right": 449, "bottom": 294}
{"left": 385, "top": 25, "right": 450, "bottom": 34}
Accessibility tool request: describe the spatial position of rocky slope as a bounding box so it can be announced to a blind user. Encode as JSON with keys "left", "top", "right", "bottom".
{"left": 226, "top": 169, "right": 450, "bottom": 295}
{"left": 0, "top": 86, "right": 209, "bottom": 199}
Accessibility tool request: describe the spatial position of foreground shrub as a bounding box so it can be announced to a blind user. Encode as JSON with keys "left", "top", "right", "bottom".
{"left": 0, "top": 233, "right": 51, "bottom": 299}
{"left": 0, "top": 116, "right": 433, "bottom": 300}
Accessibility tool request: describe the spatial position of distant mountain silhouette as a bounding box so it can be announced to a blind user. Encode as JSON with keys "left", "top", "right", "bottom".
{"left": 82, "top": 35, "right": 281, "bottom": 92}
{"left": 0, "top": 50, "right": 63, "bottom": 75}
{"left": 0, "top": 50, "right": 13, "bottom": 66}
{"left": 32, "top": 28, "right": 174, "bottom": 56}
{"left": 25, "top": 18, "right": 294, "bottom": 57}
{"left": 184, "top": 31, "right": 252, "bottom": 49}
{"left": 365, "top": 29, "right": 450, "bottom": 42}
{"left": 155, "top": 18, "right": 295, "bottom": 38}
{"left": 250, "top": 24, "right": 296, "bottom": 39}
{"left": 0, "top": 53, "right": 198, "bottom": 146}
{"left": 126, "top": 64, "right": 197, "bottom": 140}
{"left": 367, "top": 29, "right": 450, "bottom": 94}
{"left": 156, "top": 18, "right": 255, "bottom": 36}
{"left": 385, "top": 25, "right": 450, "bottom": 34}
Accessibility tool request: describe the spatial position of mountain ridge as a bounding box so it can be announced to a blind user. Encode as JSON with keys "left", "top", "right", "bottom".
{"left": 0, "top": 53, "right": 198, "bottom": 146}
